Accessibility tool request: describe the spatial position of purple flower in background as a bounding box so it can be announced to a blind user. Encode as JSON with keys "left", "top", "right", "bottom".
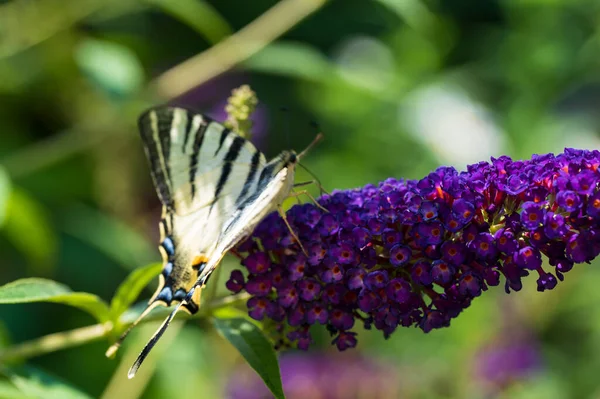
{"left": 473, "top": 334, "right": 542, "bottom": 393}
{"left": 226, "top": 148, "right": 600, "bottom": 350}
{"left": 226, "top": 353, "right": 401, "bottom": 399}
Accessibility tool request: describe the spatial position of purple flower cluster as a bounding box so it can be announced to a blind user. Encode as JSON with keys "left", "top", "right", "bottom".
{"left": 227, "top": 148, "right": 600, "bottom": 350}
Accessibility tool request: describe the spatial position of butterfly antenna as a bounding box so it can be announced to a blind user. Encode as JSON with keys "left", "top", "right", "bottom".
{"left": 105, "top": 301, "right": 162, "bottom": 358}
{"left": 127, "top": 294, "right": 190, "bottom": 379}
{"left": 298, "top": 163, "right": 328, "bottom": 196}
{"left": 297, "top": 133, "right": 323, "bottom": 161}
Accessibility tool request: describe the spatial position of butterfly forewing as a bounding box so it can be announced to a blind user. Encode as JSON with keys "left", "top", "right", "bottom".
{"left": 139, "top": 108, "right": 267, "bottom": 215}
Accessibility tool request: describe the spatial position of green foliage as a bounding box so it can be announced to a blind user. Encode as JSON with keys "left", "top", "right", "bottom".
{"left": 109, "top": 263, "right": 162, "bottom": 323}
{"left": 0, "top": 279, "right": 110, "bottom": 323}
{"left": 4, "top": 367, "right": 93, "bottom": 399}
{"left": 61, "top": 205, "right": 156, "bottom": 270}
{"left": 75, "top": 38, "right": 145, "bottom": 98}
{"left": 2, "top": 189, "right": 57, "bottom": 274}
{"left": 0, "top": 380, "right": 33, "bottom": 399}
{"left": 147, "top": 0, "right": 233, "bottom": 44}
{"left": 0, "top": 167, "right": 11, "bottom": 227}
{"left": 213, "top": 316, "right": 285, "bottom": 399}
{"left": 244, "top": 41, "right": 334, "bottom": 82}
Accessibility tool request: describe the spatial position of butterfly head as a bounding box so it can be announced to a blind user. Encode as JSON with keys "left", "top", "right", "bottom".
{"left": 283, "top": 150, "right": 298, "bottom": 167}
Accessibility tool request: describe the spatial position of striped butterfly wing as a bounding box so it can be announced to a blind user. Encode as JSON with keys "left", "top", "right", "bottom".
{"left": 115, "top": 106, "right": 300, "bottom": 379}
{"left": 138, "top": 106, "right": 266, "bottom": 313}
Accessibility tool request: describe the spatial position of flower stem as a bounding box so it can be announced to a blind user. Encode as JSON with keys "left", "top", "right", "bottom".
{"left": 149, "top": 0, "right": 328, "bottom": 99}
{"left": 0, "top": 292, "right": 250, "bottom": 362}
{"left": 0, "top": 323, "right": 109, "bottom": 362}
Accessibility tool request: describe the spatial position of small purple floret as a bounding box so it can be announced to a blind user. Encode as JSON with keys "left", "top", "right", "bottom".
{"left": 225, "top": 270, "right": 245, "bottom": 293}
{"left": 243, "top": 252, "right": 271, "bottom": 274}
{"left": 520, "top": 201, "right": 545, "bottom": 231}
{"left": 389, "top": 244, "right": 411, "bottom": 267}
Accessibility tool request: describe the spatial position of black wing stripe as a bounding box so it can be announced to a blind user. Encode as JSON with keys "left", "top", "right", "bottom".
{"left": 158, "top": 113, "right": 172, "bottom": 194}
{"left": 189, "top": 118, "right": 209, "bottom": 199}
{"left": 214, "top": 128, "right": 230, "bottom": 156}
{"left": 155, "top": 108, "right": 175, "bottom": 208}
{"left": 182, "top": 110, "right": 194, "bottom": 152}
{"left": 221, "top": 155, "right": 288, "bottom": 238}
{"left": 138, "top": 110, "right": 173, "bottom": 207}
{"left": 211, "top": 136, "right": 245, "bottom": 208}
{"left": 258, "top": 162, "right": 278, "bottom": 185}
{"left": 236, "top": 149, "right": 261, "bottom": 206}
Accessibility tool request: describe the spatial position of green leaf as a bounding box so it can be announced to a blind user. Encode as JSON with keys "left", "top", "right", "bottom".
{"left": 0, "top": 167, "right": 11, "bottom": 227}
{"left": 0, "top": 279, "right": 110, "bottom": 322}
{"left": 0, "top": 379, "right": 33, "bottom": 399}
{"left": 109, "top": 262, "right": 162, "bottom": 322}
{"left": 147, "top": 0, "right": 232, "bottom": 44}
{"left": 213, "top": 306, "right": 260, "bottom": 328}
{"left": 2, "top": 188, "right": 57, "bottom": 274}
{"left": 6, "top": 366, "right": 93, "bottom": 399}
{"left": 213, "top": 317, "right": 285, "bottom": 399}
{"left": 74, "top": 38, "right": 144, "bottom": 98}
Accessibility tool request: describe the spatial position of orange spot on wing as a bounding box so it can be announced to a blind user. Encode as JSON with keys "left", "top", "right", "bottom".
{"left": 192, "top": 254, "right": 209, "bottom": 267}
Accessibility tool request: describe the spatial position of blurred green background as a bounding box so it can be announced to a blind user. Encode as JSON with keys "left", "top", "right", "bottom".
{"left": 2, "top": 0, "right": 600, "bottom": 398}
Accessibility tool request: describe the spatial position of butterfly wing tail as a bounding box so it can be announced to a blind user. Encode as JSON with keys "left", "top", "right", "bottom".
{"left": 127, "top": 298, "right": 187, "bottom": 379}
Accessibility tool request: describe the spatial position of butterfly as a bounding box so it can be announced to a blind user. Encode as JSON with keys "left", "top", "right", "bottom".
{"left": 106, "top": 106, "right": 321, "bottom": 378}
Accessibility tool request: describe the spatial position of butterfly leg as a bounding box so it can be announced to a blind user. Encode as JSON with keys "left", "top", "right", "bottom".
{"left": 290, "top": 184, "right": 306, "bottom": 205}
{"left": 294, "top": 179, "right": 329, "bottom": 196}
{"left": 293, "top": 181, "right": 314, "bottom": 188}
{"left": 229, "top": 248, "right": 244, "bottom": 260}
{"left": 277, "top": 206, "right": 308, "bottom": 256}
{"left": 289, "top": 188, "right": 329, "bottom": 213}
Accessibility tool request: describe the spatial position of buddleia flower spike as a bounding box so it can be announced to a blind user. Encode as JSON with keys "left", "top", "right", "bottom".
{"left": 227, "top": 148, "right": 600, "bottom": 350}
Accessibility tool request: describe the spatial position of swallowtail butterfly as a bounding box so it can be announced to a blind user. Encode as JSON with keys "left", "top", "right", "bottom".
{"left": 107, "top": 106, "right": 319, "bottom": 378}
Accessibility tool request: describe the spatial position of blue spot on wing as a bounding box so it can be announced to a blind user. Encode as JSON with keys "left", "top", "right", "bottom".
{"left": 162, "top": 262, "right": 173, "bottom": 278}
{"left": 173, "top": 289, "right": 187, "bottom": 301}
{"left": 156, "top": 287, "right": 173, "bottom": 303}
{"left": 162, "top": 237, "right": 175, "bottom": 257}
